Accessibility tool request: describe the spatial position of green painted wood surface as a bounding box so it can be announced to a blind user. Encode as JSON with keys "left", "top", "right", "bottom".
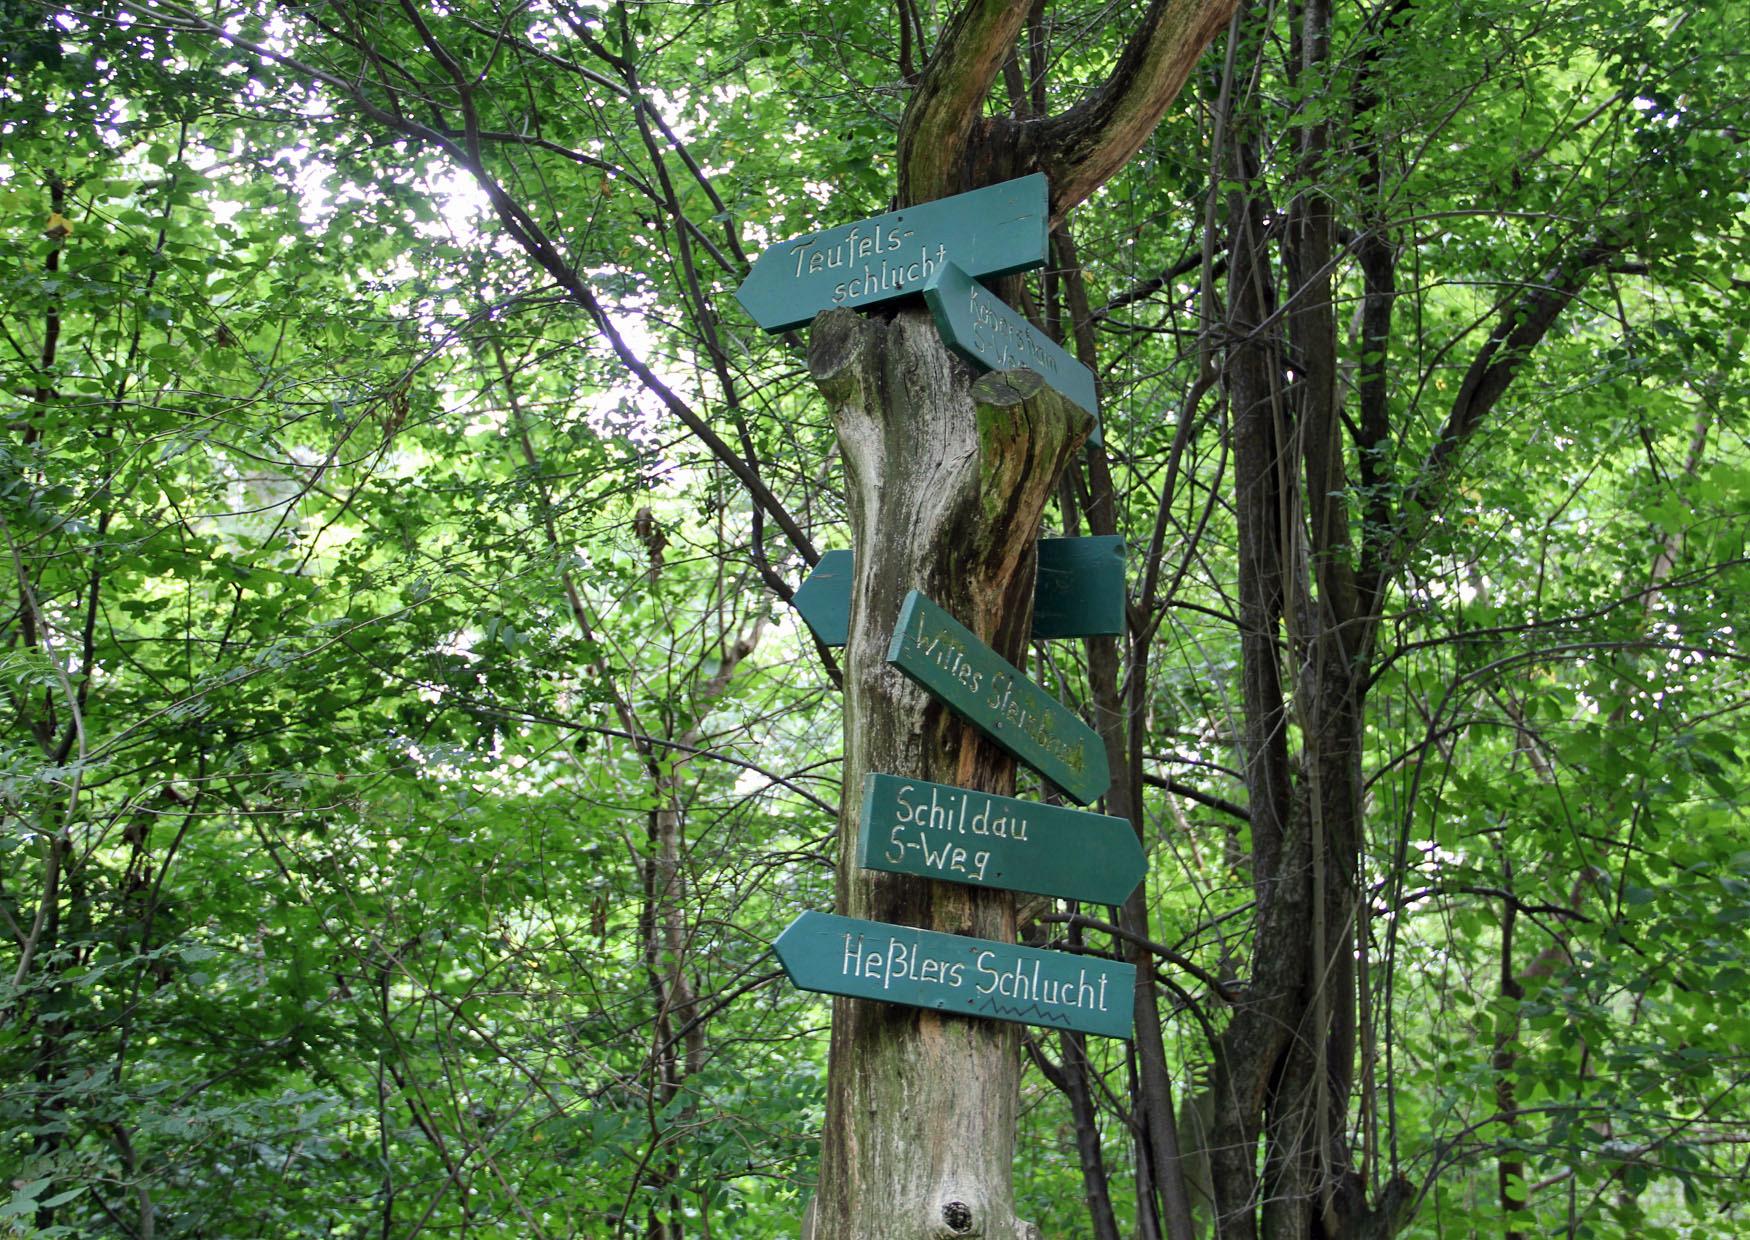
{"left": 855, "top": 773, "right": 1144, "bottom": 904}
{"left": 921, "top": 261, "right": 1101, "bottom": 445}
{"left": 886, "top": 591, "right": 1111, "bottom": 805}
{"left": 792, "top": 538, "right": 1123, "bottom": 648}
{"left": 1031, "top": 535, "right": 1125, "bottom": 638}
{"left": 734, "top": 175, "right": 1049, "bottom": 332}
{"left": 792, "top": 549, "right": 855, "bottom": 646}
{"left": 773, "top": 910, "right": 1135, "bottom": 1039}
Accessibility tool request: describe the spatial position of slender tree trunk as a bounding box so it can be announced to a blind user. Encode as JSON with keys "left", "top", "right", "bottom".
{"left": 1495, "top": 859, "right": 1527, "bottom": 1240}
{"left": 1208, "top": 132, "right": 1290, "bottom": 1240}
{"left": 1056, "top": 1030, "right": 1125, "bottom": 1240}
{"left": 808, "top": 306, "right": 1090, "bottom": 1240}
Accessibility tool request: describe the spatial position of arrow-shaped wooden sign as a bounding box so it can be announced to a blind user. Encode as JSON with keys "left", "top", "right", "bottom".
{"left": 856, "top": 773, "right": 1145, "bottom": 905}
{"left": 792, "top": 537, "right": 1125, "bottom": 648}
{"left": 887, "top": 591, "right": 1111, "bottom": 805}
{"left": 922, "top": 261, "right": 1100, "bottom": 445}
{"left": 734, "top": 175, "right": 1049, "bottom": 332}
{"left": 773, "top": 910, "right": 1135, "bottom": 1039}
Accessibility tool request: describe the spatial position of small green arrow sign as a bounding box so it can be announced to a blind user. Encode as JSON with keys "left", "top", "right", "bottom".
{"left": 791, "top": 550, "right": 855, "bottom": 647}
{"left": 922, "top": 261, "right": 1101, "bottom": 445}
{"left": 734, "top": 175, "right": 1049, "bottom": 333}
{"left": 856, "top": 774, "right": 1144, "bottom": 905}
{"left": 792, "top": 538, "right": 1124, "bottom": 648}
{"left": 887, "top": 591, "right": 1111, "bottom": 805}
{"left": 773, "top": 910, "right": 1135, "bottom": 1039}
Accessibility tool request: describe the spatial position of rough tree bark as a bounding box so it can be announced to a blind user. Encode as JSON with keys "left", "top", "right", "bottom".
{"left": 806, "top": 307, "right": 1090, "bottom": 1240}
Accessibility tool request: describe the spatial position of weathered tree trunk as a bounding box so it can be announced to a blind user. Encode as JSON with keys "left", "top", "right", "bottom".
{"left": 807, "top": 306, "right": 1091, "bottom": 1240}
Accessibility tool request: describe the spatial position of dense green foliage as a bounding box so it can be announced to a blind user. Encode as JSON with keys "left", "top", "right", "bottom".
{"left": 0, "top": 0, "right": 1745, "bottom": 1236}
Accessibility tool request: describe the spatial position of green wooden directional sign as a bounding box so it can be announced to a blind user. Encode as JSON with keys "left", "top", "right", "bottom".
{"left": 1031, "top": 536, "right": 1125, "bottom": 639}
{"left": 921, "top": 261, "right": 1101, "bottom": 445}
{"left": 792, "top": 538, "right": 1124, "bottom": 648}
{"left": 856, "top": 774, "right": 1144, "bottom": 905}
{"left": 887, "top": 591, "right": 1111, "bottom": 805}
{"left": 734, "top": 175, "right": 1049, "bottom": 332}
{"left": 773, "top": 910, "right": 1135, "bottom": 1039}
{"left": 792, "top": 550, "right": 855, "bottom": 646}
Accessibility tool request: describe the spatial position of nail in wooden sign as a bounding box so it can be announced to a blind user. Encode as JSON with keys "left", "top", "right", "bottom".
{"left": 735, "top": 175, "right": 1049, "bottom": 332}
{"left": 856, "top": 773, "right": 1145, "bottom": 905}
{"left": 886, "top": 590, "right": 1111, "bottom": 805}
{"left": 773, "top": 910, "right": 1135, "bottom": 1039}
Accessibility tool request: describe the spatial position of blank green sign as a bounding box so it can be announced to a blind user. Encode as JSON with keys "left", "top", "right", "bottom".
{"left": 792, "top": 536, "right": 1125, "bottom": 648}
{"left": 773, "top": 910, "right": 1135, "bottom": 1039}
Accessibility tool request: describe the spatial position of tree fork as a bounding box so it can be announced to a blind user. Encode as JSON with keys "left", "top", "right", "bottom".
{"left": 807, "top": 306, "right": 1092, "bottom": 1239}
